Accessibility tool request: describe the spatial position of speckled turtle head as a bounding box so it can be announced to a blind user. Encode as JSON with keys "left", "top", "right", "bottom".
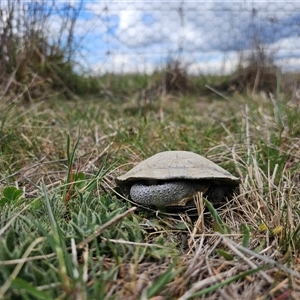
{"left": 116, "top": 151, "right": 240, "bottom": 207}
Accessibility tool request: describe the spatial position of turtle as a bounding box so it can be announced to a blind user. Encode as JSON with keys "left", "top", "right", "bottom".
{"left": 116, "top": 151, "right": 240, "bottom": 208}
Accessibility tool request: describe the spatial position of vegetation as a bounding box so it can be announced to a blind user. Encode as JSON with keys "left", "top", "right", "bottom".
{"left": 1, "top": 75, "right": 300, "bottom": 299}
{"left": 1, "top": 0, "right": 300, "bottom": 299}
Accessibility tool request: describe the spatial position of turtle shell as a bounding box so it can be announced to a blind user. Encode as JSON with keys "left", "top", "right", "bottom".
{"left": 116, "top": 151, "right": 239, "bottom": 185}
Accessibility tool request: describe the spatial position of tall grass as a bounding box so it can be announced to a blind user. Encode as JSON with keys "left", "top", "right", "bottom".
{"left": 0, "top": 2, "right": 300, "bottom": 299}
{"left": 1, "top": 86, "right": 300, "bottom": 298}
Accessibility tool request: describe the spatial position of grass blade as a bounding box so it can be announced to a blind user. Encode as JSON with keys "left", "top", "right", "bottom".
{"left": 145, "top": 260, "right": 180, "bottom": 298}
{"left": 12, "top": 278, "right": 53, "bottom": 300}
{"left": 190, "top": 265, "right": 267, "bottom": 298}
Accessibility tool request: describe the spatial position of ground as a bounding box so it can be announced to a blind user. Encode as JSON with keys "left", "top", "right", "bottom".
{"left": 0, "top": 90, "right": 300, "bottom": 299}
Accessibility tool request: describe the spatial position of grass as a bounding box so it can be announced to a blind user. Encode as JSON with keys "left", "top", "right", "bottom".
{"left": 0, "top": 84, "right": 300, "bottom": 299}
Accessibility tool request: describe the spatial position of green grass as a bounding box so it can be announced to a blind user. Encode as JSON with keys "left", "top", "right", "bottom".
{"left": 0, "top": 85, "right": 300, "bottom": 299}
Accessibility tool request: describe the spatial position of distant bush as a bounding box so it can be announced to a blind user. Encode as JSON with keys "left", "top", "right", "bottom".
{"left": 0, "top": 0, "right": 101, "bottom": 102}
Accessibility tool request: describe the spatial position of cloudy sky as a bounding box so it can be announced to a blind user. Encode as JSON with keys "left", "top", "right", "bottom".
{"left": 48, "top": 1, "right": 300, "bottom": 74}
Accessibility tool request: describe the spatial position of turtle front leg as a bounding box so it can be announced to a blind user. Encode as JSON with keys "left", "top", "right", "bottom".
{"left": 130, "top": 181, "right": 208, "bottom": 206}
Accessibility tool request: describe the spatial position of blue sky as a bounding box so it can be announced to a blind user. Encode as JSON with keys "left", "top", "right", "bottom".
{"left": 47, "top": 1, "right": 300, "bottom": 74}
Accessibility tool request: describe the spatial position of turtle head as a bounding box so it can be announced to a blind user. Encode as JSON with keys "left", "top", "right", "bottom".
{"left": 204, "top": 184, "right": 238, "bottom": 204}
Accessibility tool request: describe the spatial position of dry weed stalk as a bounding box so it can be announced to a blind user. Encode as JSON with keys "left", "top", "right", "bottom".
{"left": 0, "top": 0, "right": 82, "bottom": 102}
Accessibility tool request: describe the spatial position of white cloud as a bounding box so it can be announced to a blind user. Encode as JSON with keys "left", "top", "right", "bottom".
{"left": 277, "top": 57, "right": 300, "bottom": 72}
{"left": 91, "top": 53, "right": 156, "bottom": 74}
{"left": 10, "top": 0, "right": 296, "bottom": 74}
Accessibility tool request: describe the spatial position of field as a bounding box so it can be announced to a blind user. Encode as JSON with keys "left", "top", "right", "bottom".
{"left": 0, "top": 78, "right": 300, "bottom": 299}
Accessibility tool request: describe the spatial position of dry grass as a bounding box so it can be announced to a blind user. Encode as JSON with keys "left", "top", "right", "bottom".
{"left": 0, "top": 2, "right": 299, "bottom": 297}
{"left": 0, "top": 88, "right": 300, "bottom": 299}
